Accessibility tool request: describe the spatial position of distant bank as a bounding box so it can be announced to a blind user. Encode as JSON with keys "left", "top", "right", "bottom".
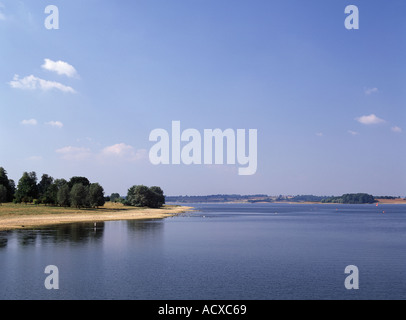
{"left": 167, "top": 194, "right": 406, "bottom": 204}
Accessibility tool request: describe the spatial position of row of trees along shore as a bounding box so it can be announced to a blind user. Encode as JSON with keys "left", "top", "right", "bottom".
{"left": 0, "top": 167, "right": 165, "bottom": 209}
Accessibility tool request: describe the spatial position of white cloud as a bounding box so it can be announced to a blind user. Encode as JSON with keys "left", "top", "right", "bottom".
{"left": 391, "top": 126, "right": 402, "bottom": 133}
{"left": 0, "top": 2, "right": 6, "bottom": 21}
{"left": 315, "top": 132, "right": 323, "bottom": 137}
{"left": 9, "top": 74, "right": 76, "bottom": 93}
{"left": 101, "top": 143, "right": 147, "bottom": 162}
{"left": 365, "top": 87, "right": 379, "bottom": 95}
{"left": 21, "top": 119, "right": 37, "bottom": 126}
{"left": 348, "top": 130, "right": 359, "bottom": 136}
{"left": 45, "top": 120, "right": 64, "bottom": 128}
{"left": 56, "top": 143, "right": 147, "bottom": 163}
{"left": 42, "top": 59, "right": 78, "bottom": 78}
{"left": 356, "top": 114, "right": 385, "bottom": 125}
{"left": 56, "top": 146, "right": 92, "bottom": 161}
{"left": 27, "top": 156, "right": 43, "bottom": 161}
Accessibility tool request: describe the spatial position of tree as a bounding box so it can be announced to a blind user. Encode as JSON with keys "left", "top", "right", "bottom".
{"left": 0, "top": 185, "right": 7, "bottom": 205}
{"left": 57, "top": 184, "right": 70, "bottom": 207}
{"left": 54, "top": 178, "right": 68, "bottom": 189}
{"left": 42, "top": 183, "right": 58, "bottom": 205}
{"left": 110, "top": 193, "right": 121, "bottom": 202}
{"left": 88, "top": 183, "right": 105, "bottom": 208}
{"left": 70, "top": 183, "right": 88, "bottom": 209}
{"left": 38, "top": 174, "right": 55, "bottom": 204}
{"left": 0, "top": 167, "right": 15, "bottom": 202}
{"left": 126, "top": 185, "right": 165, "bottom": 208}
{"left": 322, "top": 193, "right": 375, "bottom": 204}
{"left": 68, "top": 177, "right": 90, "bottom": 189}
{"left": 15, "top": 172, "right": 39, "bottom": 203}
{"left": 126, "top": 185, "right": 152, "bottom": 207}
{"left": 8, "top": 179, "right": 15, "bottom": 201}
{"left": 150, "top": 186, "right": 165, "bottom": 208}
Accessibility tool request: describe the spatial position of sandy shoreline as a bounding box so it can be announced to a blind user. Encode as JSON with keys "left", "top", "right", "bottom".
{"left": 0, "top": 205, "right": 194, "bottom": 231}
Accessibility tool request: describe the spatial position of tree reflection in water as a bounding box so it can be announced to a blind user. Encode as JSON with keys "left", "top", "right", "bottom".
{"left": 0, "top": 222, "right": 105, "bottom": 248}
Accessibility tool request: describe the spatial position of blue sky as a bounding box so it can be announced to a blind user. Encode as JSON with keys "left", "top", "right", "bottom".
{"left": 1, "top": 0, "right": 405, "bottom": 196}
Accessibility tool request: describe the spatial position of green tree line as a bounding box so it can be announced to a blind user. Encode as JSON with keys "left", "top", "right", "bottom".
{"left": 0, "top": 167, "right": 166, "bottom": 209}
{"left": 321, "top": 193, "right": 376, "bottom": 204}
{"left": 0, "top": 167, "right": 104, "bottom": 208}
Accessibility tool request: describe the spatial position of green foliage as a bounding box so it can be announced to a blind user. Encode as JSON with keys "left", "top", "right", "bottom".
{"left": 0, "top": 185, "right": 7, "bottom": 205}
{"left": 290, "top": 195, "right": 329, "bottom": 202}
{"left": 14, "top": 172, "right": 39, "bottom": 203}
{"left": 68, "top": 176, "right": 90, "bottom": 189}
{"left": 322, "top": 193, "right": 375, "bottom": 204}
{"left": 0, "top": 167, "right": 15, "bottom": 202}
{"left": 149, "top": 186, "right": 165, "bottom": 208}
{"left": 57, "top": 184, "right": 70, "bottom": 207}
{"left": 110, "top": 193, "right": 121, "bottom": 202}
{"left": 38, "top": 174, "right": 57, "bottom": 205}
{"left": 126, "top": 185, "right": 165, "bottom": 208}
{"left": 70, "top": 183, "right": 88, "bottom": 209}
{"left": 88, "top": 183, "right": 105, "bottom": 208}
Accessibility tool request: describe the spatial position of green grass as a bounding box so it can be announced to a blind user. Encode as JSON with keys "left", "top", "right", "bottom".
{"left": 0, "top": 202, "right": 178, "bottom": 217}
{"left": 0, "top": 202, "right": 142, "bottom": 217}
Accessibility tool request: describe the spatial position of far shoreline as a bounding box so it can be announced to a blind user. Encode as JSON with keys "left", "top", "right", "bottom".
{"left": 0, "top": 203, "right": 194, "bottom": 231}
{"left": 169, "top": 198, "right": 406, "bottom": 205}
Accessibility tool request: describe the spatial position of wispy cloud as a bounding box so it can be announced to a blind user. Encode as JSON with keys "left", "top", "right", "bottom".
{"left": 391, "top": 126, "right": 402, "bottom": 133}
{"left": 42, "top": 59, "right": 78, "bottom": 78}
{"left": 315, "top": 132, "right": 323, "bottom": 137}
{"left": 56, "top": 143, "right": 147, "bottom": 162}
{"left": 45, "top": 120, "right": 64, "bottom": 128}
{"left": 101, "top": 143, "right": 147, "bottom": 162}
{"left": 10, "top": 74, "right": 76, "bottom": 93}
{"left": 21, "top": 119, "right": 37, "bottom": 126}
{"left": 348, "top": 130, "right": 359, "bottom": 136}
{"left": 27, "top": 155, "right": 43, "bottom": 161}
{"left": 56, "top": 146, "right": 92, "bottom": 161}
{"left": 356, "top": 114, "right": 385, "bottom": 125}
{"left": 365, "top": 87, "right": 379, "bottom": 95}
{"left": 0, "top": 2, "right": 6, "bottom": 21}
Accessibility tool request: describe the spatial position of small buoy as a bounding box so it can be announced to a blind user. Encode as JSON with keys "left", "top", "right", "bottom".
{"left": 382, "top": 211, "right": 385, "bottom": 214}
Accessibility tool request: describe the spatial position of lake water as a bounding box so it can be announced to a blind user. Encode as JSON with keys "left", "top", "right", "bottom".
{"left": 0, "top": 203, "right": 405, "bottom": 300}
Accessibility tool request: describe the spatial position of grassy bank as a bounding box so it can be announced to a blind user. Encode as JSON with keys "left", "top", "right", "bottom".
{"left": 0, "top": 202, "right": 193, "bottom": 231}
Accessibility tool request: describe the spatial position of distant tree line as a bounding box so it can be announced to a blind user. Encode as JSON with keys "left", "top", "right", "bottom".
{"left": 0, "top": 166, "right": 166, "bottom": 209}
{"left": 288, "top": 195, "right": 330, "bottom": 202}
{"left": 374, "top": 196, "right": 400, "bottom": 200}
{"left": 166, "top": 194, "right": 269, "bottom": 203}
{"left": 321, "top": 193, "right": 376, "bottom": 204}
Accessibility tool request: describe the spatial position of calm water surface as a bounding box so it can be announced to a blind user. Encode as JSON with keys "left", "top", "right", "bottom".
{"left": 0, "top": 203, "right": 405, "bottom": 300}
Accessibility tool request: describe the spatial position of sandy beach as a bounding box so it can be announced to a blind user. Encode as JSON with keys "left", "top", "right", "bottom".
{"left": 0, "top": 203, "right": 194, "bottom": 231}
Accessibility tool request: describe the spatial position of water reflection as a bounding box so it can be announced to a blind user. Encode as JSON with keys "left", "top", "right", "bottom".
{"left": 0, "top": 219, "right": 166, "bottom": 249}
{"left": 0, "top": 222, "right": 105, "bottom": 248}
{"left": 126, "top": 219, "right": 164, "bottom": 232}
{"left": 0, "top": 232, "right": 9, "bottom": 248}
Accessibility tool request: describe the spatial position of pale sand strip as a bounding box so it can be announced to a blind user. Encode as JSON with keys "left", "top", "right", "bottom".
{"left": 0, "top": 206, "right": 194, "bottom": 231}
